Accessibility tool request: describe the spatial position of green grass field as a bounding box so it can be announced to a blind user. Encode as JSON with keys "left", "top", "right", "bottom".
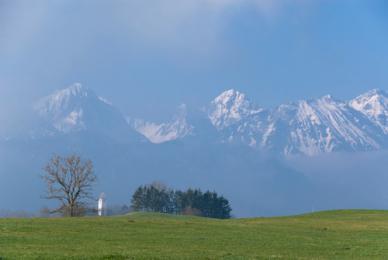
{"left": 1, "top": 210, "right": 388, "bottom": 259}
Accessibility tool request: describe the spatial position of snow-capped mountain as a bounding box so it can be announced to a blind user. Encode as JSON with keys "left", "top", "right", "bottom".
{"left": 11, "top": 84, "right": 388, "bottom": 156}
{"left": 208, "top": 89, "right": 269, "bottom": 147}
{"left": 131, "top": 104, "right": 193, "bottom": 144}
{"left": 350, "top": 89, "right": 388, "bottom": 134}
{"left": 125, "top": 88, "right": 388, "bottom": 156}
{"left": 7, "top": 84, "right": 388, "bottom": 218}
{"left": 208, "top": 89, "right": 264, "bottom": 129}
{"left": 33, "top": 83, "right": 143, "bottom": 142}
{"left": 268, "top": 96, "right": 381, "bottom": 155}
{"left": 206, "top": 89, "right": 388, "bottom": 155}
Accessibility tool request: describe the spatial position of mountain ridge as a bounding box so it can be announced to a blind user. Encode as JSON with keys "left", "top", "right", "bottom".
{"left": 32, "top": 83, "right": 144, "bottom": 142}
{"left": 6, "top": 84, "right": 388, "bottom": 156}
{"left": 136, "top": 88, "right": 388, "bottom": 156}
{"left": 3, "top": 85, "right": 388, "bottom": 216}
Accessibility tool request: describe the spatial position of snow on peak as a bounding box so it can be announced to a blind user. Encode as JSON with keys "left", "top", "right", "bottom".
{"left": 132, "top": 104, "right": 193, "bottom": 144}
{"left": 27, "top": 86, "right": 388, "bottom": 156}
{"left": 35, "top": 83, "right": 95, "bottom": 114}
{"left": 52, "top": 83, "right": 91, "bottom": 101}
{"left": 351, "top": 89, "right": 388, "bottom": 104}
{"left": 362, "top": 88, "right": 388, "bottom": 97}
{"left": 33, "top": 83, "right": 118, "bottom": 134}
{"left": 98, "top": 96, "right": 113, "bottom": 106}
{"left": 66, "top": 82, "right": 88, "bottom": 95}
{"left": 209, "top": 89, "right": 263, "bottom": 129}
{"left": 214, "top": 89, "right": 242, "bottom": 102}
{"left": 206, "top": 89, "right": 383, "bottom": 156}
{"left": 319, "top": 94, "right": 334, "bottom": 102}
{"left": 283, "top": 95, "right": 380, "bottom": 155}
{"left": 350, "top": 89, "right": 388, "bottom": 133}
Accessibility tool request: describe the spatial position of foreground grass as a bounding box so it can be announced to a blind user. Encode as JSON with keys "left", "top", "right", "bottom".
{"left": 1, "top": 210, "right": 388, "bottom": 259}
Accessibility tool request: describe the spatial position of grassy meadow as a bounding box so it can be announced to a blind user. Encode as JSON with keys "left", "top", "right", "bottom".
{"left": 1, "top": 210, "right": 388, "bottom": 259}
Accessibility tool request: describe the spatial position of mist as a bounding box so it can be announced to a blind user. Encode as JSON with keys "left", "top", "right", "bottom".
{"left": 2, "top": 0, "right": 388, "bottom": 124}
{"left": 2, "top": 0, "right": 388, "bottom": 218}
{"left": 2, "top": 130, "right": 388, "bottom": 217}
{"left": 286, "top": 151, "right": 388, "bottom": 212}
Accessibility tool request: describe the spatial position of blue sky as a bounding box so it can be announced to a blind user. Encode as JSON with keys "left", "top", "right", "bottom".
{"left": 1, "top": 0, "right": 388, "bottom": 122}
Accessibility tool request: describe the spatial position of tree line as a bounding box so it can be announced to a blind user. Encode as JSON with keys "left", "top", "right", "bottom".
{"left": 131, "top": 182, "right": 232, "bottom": 219}
{"left": 41, "top": 154, "right": 232, "bottom": 219}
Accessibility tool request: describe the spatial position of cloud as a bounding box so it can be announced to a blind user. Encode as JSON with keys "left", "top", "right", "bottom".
{"left": 0, "top": 0, "right": 286, "bottom": 123}
{"left": 105, "top": 0, "right": 313, "bottom": 55}
{"left": 0, "top": 1, "right": 50, "bottom": 55}
{"left": 122, "top": 0, "right": 314, "bottom": 45}
{"left": 0, "top": 0, "right": 312, "bottom": 56}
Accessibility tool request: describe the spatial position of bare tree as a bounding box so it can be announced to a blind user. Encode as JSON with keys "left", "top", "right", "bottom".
{"left": 42, "top": 154, "right": 97, "bottom": 217}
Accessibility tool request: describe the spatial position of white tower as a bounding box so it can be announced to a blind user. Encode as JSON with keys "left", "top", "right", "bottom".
{"left": 98, "top": 193, "right": 106, "bottom": 216}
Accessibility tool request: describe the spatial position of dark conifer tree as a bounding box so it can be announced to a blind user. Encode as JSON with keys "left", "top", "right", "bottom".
{"left": 131, "top": 184, "right": 232, "bottom": 219}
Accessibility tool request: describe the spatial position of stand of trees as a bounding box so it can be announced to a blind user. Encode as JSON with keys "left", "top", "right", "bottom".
{"left": 131, "top": 183, "right": 232, "bottom": 219}
{"left": 41, "top": 155, "right": 231, "bottom": 219}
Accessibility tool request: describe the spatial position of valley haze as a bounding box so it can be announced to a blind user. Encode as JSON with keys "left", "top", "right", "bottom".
{"left": 1, "top": 84, "right": 388, "bottom": 217}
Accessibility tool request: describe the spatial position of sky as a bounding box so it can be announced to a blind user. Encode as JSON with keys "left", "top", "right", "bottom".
{"left": 1, "top": 0, "right": 388, "bottom": 123}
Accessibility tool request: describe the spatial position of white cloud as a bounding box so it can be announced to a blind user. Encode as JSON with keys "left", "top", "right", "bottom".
{"left": 108, "top": 0, "right": 313, "bottom": 50}
{"left": 1, "top": 0, "right": 313, "bottom": 51}
{"left": 0, "top": 2, "right": 50, "bottom": 49}
{"left": 0, "top": 0, "right": 314, "bottom": 59}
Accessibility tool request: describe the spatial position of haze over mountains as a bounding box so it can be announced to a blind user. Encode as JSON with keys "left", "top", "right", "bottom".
{"left": 32, "top": 83, "right": 144, "bottom": 142}
{"left": 14, "top": 83, "right": 388, "bottom": 157}
{"left": 2, "top": 84, "right": 388, "bottom": 217}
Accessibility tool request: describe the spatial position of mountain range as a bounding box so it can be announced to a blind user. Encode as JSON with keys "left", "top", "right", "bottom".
{"left": 14, "top": 83, "right": 388, "bottom": 157}
{"left": 2, "top": 83, "right": 388, "bottom": 216}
